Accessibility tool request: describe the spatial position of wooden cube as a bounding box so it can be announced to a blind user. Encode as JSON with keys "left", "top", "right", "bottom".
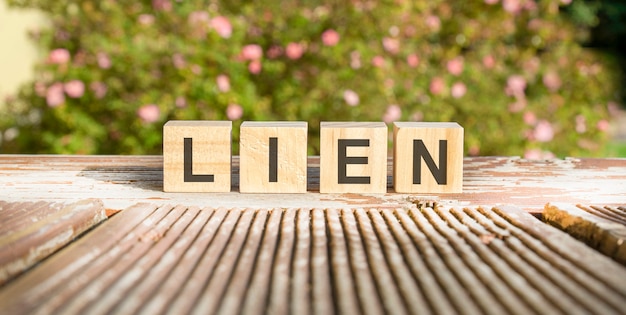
{"left": 239, "top": 121, "right": 308, "bottom": 193}
{"left": 320, "top": 122, "right": 388, "bottom": 193}
{"left": 393, "top": 122, "right": 463, "bottom": 193}
{"left": 163, "top": 120, "right": 232, "bottom": 192}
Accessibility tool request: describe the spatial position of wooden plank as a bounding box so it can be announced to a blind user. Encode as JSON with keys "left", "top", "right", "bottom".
{"left": 1, "top": 203, "right": 625, "bottom": 314}
{"left": 543, "top": 203, "right": 626, "bottom": 264}
{"left": 0, "top": 155, "right": 626, "bottom": 211}
{"left": 0, "top": 199, "right": 107, "bottom": 286}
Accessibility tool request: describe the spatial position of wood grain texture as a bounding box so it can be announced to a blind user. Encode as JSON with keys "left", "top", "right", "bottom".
{"left": 393, "top": 122, "right": 464, "bottom": 193}
{"left": 163, "top": 120, "right": 232, "bottom": 192}
{"left": 543, "top": 203, "right": 626, "bottom": 264}
{"left": 0, "top": 199, "right": 106, "bottom": 285}
{"left": 1, "top": 155, "right": 626, "bottom": 212}
{"left": 239, "top": 122, "right": 307, "bottom": 193}
{"left": 319, "top": 122, "right": 388, "bottom": 194}
{"left": 1, "top": 204, "right": 625, "bottom": 314}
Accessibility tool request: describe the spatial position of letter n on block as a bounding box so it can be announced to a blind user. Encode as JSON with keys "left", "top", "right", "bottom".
{"left": 320, "top": 122, "right": 387, "bottom": 193}
{"left": 239, "top": 121, "right": 308, "bottom": 193}
{"left": 393, "top": 122, "right": 463, "bottom": 193}
{"left": 163, "top": 120, "right": 232, "bottom": 192}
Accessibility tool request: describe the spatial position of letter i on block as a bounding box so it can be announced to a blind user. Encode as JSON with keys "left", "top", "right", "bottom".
{"left": 239, "top": 121, "right": 308, "bottom": 193}
{"left": 163, "top": 120, "right": 232, "bottom": 192}
{"left": 393, "top": 122, "right": 464, "bottom": 193}
{"left": 320, "top": 122, "right": 388, "bottom": 193}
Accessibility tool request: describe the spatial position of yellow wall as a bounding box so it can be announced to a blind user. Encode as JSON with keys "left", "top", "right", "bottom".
{"left": 0, "top": 2, "right": 45, "bottom": 110}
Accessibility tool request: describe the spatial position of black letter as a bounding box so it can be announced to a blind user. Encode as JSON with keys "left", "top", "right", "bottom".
{"left": 184, "top": 138, "right": 215, "bottom": 182}
{"left": 413, "top": 140, "right": 447, "bottom": 185}
{"left": 338, "top": 139, "right": 370, "bottom": 184}
{"left": 269, "top": 137, "right": 278, "bottom": 182}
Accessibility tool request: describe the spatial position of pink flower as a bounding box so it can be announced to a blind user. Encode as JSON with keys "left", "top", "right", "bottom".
{"left": 321, "top": 29, "right": 340, "bottom": 46}
{"left": 407, "top": 54, "right": 419, "bottom": 68}
{"left": 411, "top": 111, "right": 424, "bottom": 122}
{"left": 503, "top": 0, "right": 522, "bottom": 14}
{"left": 575, "top": 115, "right": 586, "bottom": 133}
{"left": 524, "top": 149, "right": 555, "bottom": 160}
{"left": 137, "top": 104, "right": 160, "bottom": 123}
{"left": 175, "top": 96, "right": 187, "bottom": 108}
{"left": 483, "top": 55, "right": 495, "bottom": 69}
{"left": 211, "top": 16, "right": 232, "bottom": 39}
{"left": 561, "top": 0, "right": 572, "bottom": 5}
{"left": 429, "top": 77, "right": 445, "bottom": 95}
{"left": 152, "top": 0, "right": 172, "bottom": 11}
{"left": 350, "top": 51, "right": 361, "bottom": 69}
{"left": 46, "top": 83, "right": 65, "bottom": 107}
{"left": 382, "top": 37, "right": 400, "bottom": 54}
{"left": 97, "top": 52, "right": 111, "bottom": 69}
{"left": 248, "top": 60, "right": 262, "bottom": 74}
{"left": 524, "top": 58, "right": 541, "bottom": 75}
{"left": 216, "top": 74, "right": 230, "bottom": 92}
{"left": 187, "top": 11, "right": 210, "bottom": 38}
{"left": 138, "top": 14, "right": 155, "bottom": 26}
{"left": 172, "top": 53, "right": 186, "bottom": 69}
{"left": 191, "top": 64, "right": 202, "bottom": 75}
{"left": 525, "top": 1, "right": 538, "bottom": 11}
{"left": 451, "top": 82, "right": 467, "bottom": 98}
{"left": 523, "top": 111, "right": 537, "bottom": 125}
{"left": 447, "top": 57, "right": 464, "bottom": 76}
{"left": 425, "top": 15, "right": 441, "bottom": 32}
{"left": 48, "top": 49, "right": 70, "bottom": 64}
{"left": 267, "top": 45, "right": 283, "bottom": 59}
{"left": 533, "top": 120, "right": 554, "bottom": 142}
{"left": 285, "top": 42, "right": 305, "bottom": 60}
{"left": 597, "top": 120, "right": 609, "bottom": 132}
{"left": 241, "top": 44, "right": 263, "bottom": 60}
{"left": 34, "top": 82, "right": 47, "bottom": 97}
{"left": 226, "top": 103, "right": 243, "bottom": 120}
{"left": 64, "top": 80, "right": 85, "bottom": 98}
{"left": 505, "top": 75, "right": 526, "bottom": 98}
{"left": 90, "top": 82, "right": 107, "bottom": 99}
{"left": 542, "top": 71, "right": 562, "bottom": 92}
{"left": 371, "top": 55, "right": 385, "bottom": 68}
{"left": 383, "top": 104, "right": 402, "bottom": 123}
{"left": 343, "top": 89, "right": 360, "bottom": 106}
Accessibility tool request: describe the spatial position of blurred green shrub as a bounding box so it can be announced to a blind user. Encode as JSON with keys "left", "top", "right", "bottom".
{"left": 0, "top": 0, "right": 620, "bottom": 157}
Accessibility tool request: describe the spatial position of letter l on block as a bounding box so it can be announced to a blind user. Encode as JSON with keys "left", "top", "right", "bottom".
{"left": 393, "top": 122, "right": 463, "bottom": 193}
{"left": 163, "top": 120, "right": 232, "bottom": 192}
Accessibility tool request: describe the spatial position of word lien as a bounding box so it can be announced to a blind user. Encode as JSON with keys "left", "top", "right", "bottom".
{"left": 163, "top": 121, "right": 464, "bottom": 194}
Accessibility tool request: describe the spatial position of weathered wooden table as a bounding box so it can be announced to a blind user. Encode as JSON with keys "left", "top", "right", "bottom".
{"left": 1, "top": 155, "right": 625, "bottom": 314}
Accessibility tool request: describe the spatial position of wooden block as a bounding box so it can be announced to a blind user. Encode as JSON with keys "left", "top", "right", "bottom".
{"left": 320, "top": 122, "right": 387, "bottom": 193}
{"left": 239, "top": 121, "right": 308, "bottom": 193}
{"left": 163, "top": 120, "right": 232, "bottom": 192}
{"left": 393, "top": 122, "right": 463, "bottom": 193}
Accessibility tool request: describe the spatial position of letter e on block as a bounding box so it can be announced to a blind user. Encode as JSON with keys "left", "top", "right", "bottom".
{"left": 320, "top": 122, "right": 387, "bottom": 193}
{"left": 163, "top": 120, "right": 232, "bottom": 192}
{"left": 393, "top": 122, "right": 463, "bottom": 193}
{"left": 239, "top": 121, "right": 308, "bottom": 193}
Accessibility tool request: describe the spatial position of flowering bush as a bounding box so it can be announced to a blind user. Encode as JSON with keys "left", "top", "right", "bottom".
{"left": 0, "top": 0, "right": 620, "bottom": 157}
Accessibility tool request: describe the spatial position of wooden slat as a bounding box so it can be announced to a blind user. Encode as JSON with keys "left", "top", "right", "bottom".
{"left": 1, "top": 204, "right": 625, "bottom": 314}
{"left": 0, "top": 199, "right": 107, "bottom": 286}
{"left": 543, "top": 203, "right": 626, "bottom": 264}
{"left": 1, "top": 155, "right": 626, "bottom": 212}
